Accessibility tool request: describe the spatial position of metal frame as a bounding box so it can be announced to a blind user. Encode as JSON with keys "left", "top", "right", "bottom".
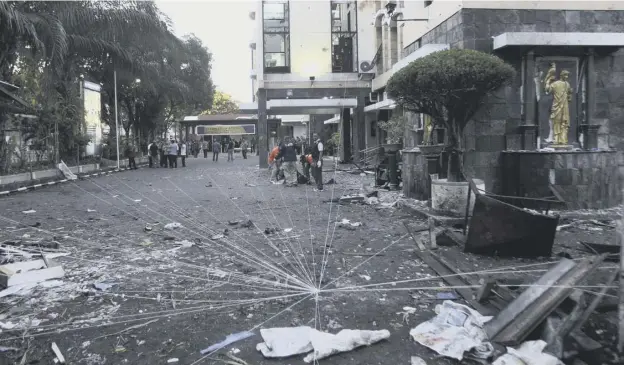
{"left": 330, "top": 0, "right": 359, "bottom": 73}
{"left": 262, "top": 0, "right": 291, "bottom": 74}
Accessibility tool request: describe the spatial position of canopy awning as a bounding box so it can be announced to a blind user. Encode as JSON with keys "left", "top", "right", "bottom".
{"left": 323, "top": 115, "right": 340, "bottom": 125}
{"left": 493, "top": 32, "right": 624, "bottom": 50}
{"left": 364, "top": 98, "right": 396, "bottom": 113}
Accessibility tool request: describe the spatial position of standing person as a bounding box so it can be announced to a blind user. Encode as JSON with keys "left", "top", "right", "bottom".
{"left": 125, "top": 144, "right": 137, "bottom": 170}
{"left": 202, "top": 139, "right": 209, "bottom": 158}
{"left": 149, "top": 141, "right": 159, "bottom": 168}
{"left": 168, "top": 140, "right": 178, "bottom": 168}
{"left": 277, "top": 137, "right": 298, "bottom": 187}
{"left": 180, "top": 141, "right": 187, "bottom": 167}
{"left": 241, "top": 139, "right": 248, "bottom": 159}
{"left": 268, "top": 142, "right": 281, "bottom": 183}
{"left": 159, "top": 141, "right": 168, "bottom": 167}
{"left": 227, "top": 139, "right": 235, "bottom": 162}
{"left": 212, "top": 139, "right": 221, "bottom": 162}
{"left": 311, "top": 134, "right": 324, "bottom": 191}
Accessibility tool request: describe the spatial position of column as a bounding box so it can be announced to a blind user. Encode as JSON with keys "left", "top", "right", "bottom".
{"left": 352, "top": 94, "right": 366, "bottom": 163}
{"left": 341, "top": 107, "right": 352, "bottom": 162}
{"left": 520, "top": 51, "right": 537, "bottom": 150}
{"left": 257, "top": 88, "right": 268, "bottom": 168}
{"left": 580, "top": 48, "right": 600, "bottom": 150}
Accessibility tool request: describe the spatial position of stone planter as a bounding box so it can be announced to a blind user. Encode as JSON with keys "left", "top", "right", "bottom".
{"left": 382, "top": 143, "right": 402, "bottom": 154}
{"left": 431, "top": 177, "right": 485, "bottom": 216}
{"left": 418, "top": 144, "right": 445, "bottom": 157}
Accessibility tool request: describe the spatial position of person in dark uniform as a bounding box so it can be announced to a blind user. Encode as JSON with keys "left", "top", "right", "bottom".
{"left": 311, "top": 134, "right": 324, "bottom": 191}
{"left": 149, "top": 141, "right": 158, "bottom": 168}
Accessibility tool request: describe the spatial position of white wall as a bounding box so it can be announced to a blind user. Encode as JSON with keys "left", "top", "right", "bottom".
{"left": 293, "top": 125, "right": 307, "bottom": 138}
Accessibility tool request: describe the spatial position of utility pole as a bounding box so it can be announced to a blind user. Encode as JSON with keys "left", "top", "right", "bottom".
{"left": 114, "top": 69, "right": 120, "bottom": 170}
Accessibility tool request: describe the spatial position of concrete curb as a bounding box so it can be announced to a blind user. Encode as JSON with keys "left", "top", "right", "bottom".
{"left": 0, "top": 164, "right": 147, "bottom": 197}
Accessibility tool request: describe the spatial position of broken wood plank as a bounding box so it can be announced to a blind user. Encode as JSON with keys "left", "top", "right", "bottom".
{"left": 415, "top": 250, "right": 492, "bottom": 315}
{"left": 484, "top": 258, "right": 577, "bottom": 340}
{"left": 476, "top": 280, "right": 497, "bottom": 303}
{"left": 403, "top": 221, "right": 427, "bottom": 251}
{"left": 51, "top": 342, "right": 65, "bottom": 364}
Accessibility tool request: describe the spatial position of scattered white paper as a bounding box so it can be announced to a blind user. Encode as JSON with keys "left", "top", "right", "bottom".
{"left": 283, "top": 228, "right": 293, "bottom": 233}
{"left": 411, "top": 356, "right": 427, "bottom": 365}
{"left": 22, "top": 210, "right": 36, "bottom": 214}
{"left": 164, "top": 222, "right": 182, "bottom": 230}
{"left": 492, "top": 340, "right": 564, "bottom": 365}
{"left": 410, "top": 301, "right": 493, "bottom": 361}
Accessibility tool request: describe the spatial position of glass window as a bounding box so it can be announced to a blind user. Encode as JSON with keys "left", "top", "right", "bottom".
{"left": 264, "top": 53, "right": 287, "bottom": 68}
{"left": 331, "top": 1, "right": 358, "bottom": 73}
{"left": 264, "top": 34, "right": 286, "bottom": 53}
{"left": 263, "top": 2, "right": 285, "bottom": 20}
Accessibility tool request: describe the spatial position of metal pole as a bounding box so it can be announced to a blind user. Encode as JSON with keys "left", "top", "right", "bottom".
{"left": 618, "top": 218, "right": 624, "bottom": 353}
{"left": 114, "top": 69, "right": 120, "bottom": 170}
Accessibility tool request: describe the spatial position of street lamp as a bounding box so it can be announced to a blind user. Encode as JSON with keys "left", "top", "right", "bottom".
{"left": 114, "top": 69, "right": 120, "bottom": 169}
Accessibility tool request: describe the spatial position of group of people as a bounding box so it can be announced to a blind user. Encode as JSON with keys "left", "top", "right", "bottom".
{"left": 268, "top": 133, "right": 324, "bottom": 191}
{"left": 145, "top": 140, "right": 189, "bottom": 168}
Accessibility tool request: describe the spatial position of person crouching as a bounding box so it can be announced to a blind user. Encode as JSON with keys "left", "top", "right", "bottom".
{"left": 277, "top": 137, "right": 298, "bottom": 187}
{"left": 268, "top": 143, "right": 281, "bottom": 183}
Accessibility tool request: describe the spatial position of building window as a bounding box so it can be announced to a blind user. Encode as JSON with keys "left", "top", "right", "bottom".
{"left": 263, "top": 1, "right": 290, "bottom": 73}
{"left": 331, "top": 1, "right": 358, "bottom": 73}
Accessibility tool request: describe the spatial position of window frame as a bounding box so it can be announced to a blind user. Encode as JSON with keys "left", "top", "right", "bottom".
{"left": 330, "top": 1, "right": 359, "bottom": 73}
{"left": 262, "top": 1, "right": 291, "bottom": 73}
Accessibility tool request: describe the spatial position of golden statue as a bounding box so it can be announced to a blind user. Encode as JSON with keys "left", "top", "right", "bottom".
{"left": 423, "top": 114, "right": 433, "bottom": 144}
{"left": 543, "top": 63, "right": 573, "bottom": 145}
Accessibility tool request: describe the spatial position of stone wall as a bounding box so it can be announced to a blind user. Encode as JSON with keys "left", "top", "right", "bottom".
{"left": 403, "top": 8, "right": 624, "bottom": 198}
{"left": 502, "top": 151, "right": 621, "bottom": 209}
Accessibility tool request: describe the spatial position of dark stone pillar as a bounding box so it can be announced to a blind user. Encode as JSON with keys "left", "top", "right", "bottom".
{"left": 341, "top": 108, "right": 352, "bottom": 162}
{"left": 586, "top": 48, "right": 595, "bottom": 125}
{"left": 352, "top": 95, "right": 366, "bottom": 163}
{"left": 579, "top": 125, "right": 600, "bottom": 150}
{"left": 520, "top": 51, "right": 537, "bottom": 150}
{"left": 257, "top": 89, "right": 268, "bottom": 168}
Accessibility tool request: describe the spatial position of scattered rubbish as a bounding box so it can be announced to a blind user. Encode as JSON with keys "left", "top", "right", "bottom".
{"left": 200, "top": 331, "right": 255, "bottom": 355}
{"left": 410, "top": 301, "right": 493, "bottom": 361}
{"left": 240, "top": 220, "right": 253, "bottom": 228}
{"left": 283, "top": 228, "right": 293, "bottom": 233}
{"left": 114, "top": 346, "right": 127, "bottom": 353}
{"left": 326, "top": 178, "right": 335, "bottom": 184}
{"left": 133, "top": 199, "right": 142, "bottom": 202}
{"left": 256, "top": 326, "right": 389, "bottom": 363}
{"left": 164, "top": 222, "right": 182, "bottom": 230}
{"left": 223, "top": 228, "right": 229, "bottom": 236}
{"left": 167, "top": 359, "right": 179, "bottom": 364}
{"left": 51, "top": 342, "right": 66, "bottom": 364}
{"left": 492, "top": 340, "right": 563, "bottom": 365}
{"left": 335, "top": 219, "right": 362, "bottom": 230}
{"left": 93, "top": 319, "right": 159, "bottom": 340}
{"left": 0, "top": 346, "right": 18, "bottom": 352}
{"left": 211, "top": 234, "right": 225, "bottom": 240}
{"left": 245, "top": 183, "right": 256, "bottom": 187}
{"left": 93, "top": 282, "right": 116, "bottom": 291}
{"left": 228, "top": 220, "right": 239, "bottom": 226}
{"left": 398, "top": 306, "right": 417, "bottom": 323}
{"left": 87, "top": 209, "right": 96, "bottom": 213}
{"left": 264, "top": 227, "right": 280, "bottom": 235}
{"left": 358, "top": 274, "right": 371, "bottom": 281}
{"left": 327, "top": 319, "right": 342, "bottom": 330}
{"left": 230, "top": 348, "right": 241, "bottom": 354}
{"left": 436, "top": 292, "right": 457, "bottom": 300}
{"left": 144, "top": 225, "right": 153, "bottom": 232}
{"left": 411, "top": 356, "right": 427, "bottom": 365}
{"left": 0, "top": 260, "right": 65, "bottom": 288}
{"left": 22, "top": 210, "right": 36, "bottom": 214}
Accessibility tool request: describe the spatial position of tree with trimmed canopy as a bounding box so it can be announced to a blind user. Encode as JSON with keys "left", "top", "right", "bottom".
{"left": 387, "top": 49, "right": 515, "bottom": 182}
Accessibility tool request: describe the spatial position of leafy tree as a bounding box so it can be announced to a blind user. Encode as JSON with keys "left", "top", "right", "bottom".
{"left": 202, "top": 90, "right": 239, "bottom": 115}
{"left": 387, "top": 49, "right": 514, "bottom": 182}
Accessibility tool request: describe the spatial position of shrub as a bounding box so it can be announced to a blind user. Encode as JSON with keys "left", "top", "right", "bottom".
{"left": 387, "top": 49, "right": 515, "bottom": 181}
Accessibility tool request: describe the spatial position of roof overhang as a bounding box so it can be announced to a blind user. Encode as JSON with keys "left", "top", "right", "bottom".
{"left": 239, "top": 98, "right": 358, "bottom": 115}
{"left": 493, "top": 32, "right": 624, "bottom": 50}
{"left": 323, "top": 115, "right": 340, "bottom": 125}
{"left": 372, "top": 43, "right": 450, "bottom": 91}
{"left": 364, "top": 98, "right": 396, "bottom": 113}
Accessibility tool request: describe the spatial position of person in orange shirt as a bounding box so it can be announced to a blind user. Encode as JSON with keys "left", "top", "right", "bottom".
{"left": 268, "top": 143, "right": 281, "bottom": 182}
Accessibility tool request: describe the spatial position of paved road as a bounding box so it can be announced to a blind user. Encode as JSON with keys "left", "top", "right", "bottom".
{"left": 0, "top": 156, "right": 454, "bottom": 365}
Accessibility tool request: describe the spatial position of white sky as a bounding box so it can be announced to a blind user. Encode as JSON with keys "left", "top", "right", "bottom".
{"left": 156, "top": 0, "right": 256, "bottom": 103}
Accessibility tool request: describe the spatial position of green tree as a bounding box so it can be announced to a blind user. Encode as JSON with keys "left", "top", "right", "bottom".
{"left": 202, "top": 90, "right": 239, "bottom": 115}
{"left": 387, "top": 49, "right": 514, "bottom": 182}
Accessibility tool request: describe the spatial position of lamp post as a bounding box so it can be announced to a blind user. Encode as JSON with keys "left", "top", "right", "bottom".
{"left": 113, "top": 69, "right": 120, "bottom": 170}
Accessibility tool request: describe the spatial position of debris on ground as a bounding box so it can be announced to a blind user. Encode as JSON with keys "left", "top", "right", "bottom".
{"left": 211, "top": 234, "right": 225, "bottom": 240}
{"left": 144, "top": 224, "right": 153, "bottom": 232}
{"left": 0, "top": 259, "right": 65, "bottom": 288}
{"left": 335, "top": 219, "right": 362, "bottom": 230}
{"left": 410, "top": 301, "right": 493, "bottom": 361}
{"left": 411, "top": 356, "right": 427, "bottom": 365}
{"left": 200, "top": 331, "right": 255, "bottom": 355}
{"left": 22, "top": 210, "right": 36, "bottom": 214}
{"left": 492, "top": 340, "right": 563, "bottom": 365}
{"left": 256, "top": 326, "right": 390, "bottom": 363}
{"left": 167, "top": 358, "right": 179, "bottom": 363}
{"left": 240, "top": 220, "right": 253, "bottom": 228}
{"left": 228, "top": 220, "right": 239, "bottom": 225}
{"left": 93, "top": 282, "right": 116, "bottom": 291}
{"left": 164, "top": 222, "right": 182, "bottom": 230}
{"left": 51, "top": 342, "right": 66, "bottom": 364}
{"left": 264, "top": 227, "right": 280, "bottom": 235}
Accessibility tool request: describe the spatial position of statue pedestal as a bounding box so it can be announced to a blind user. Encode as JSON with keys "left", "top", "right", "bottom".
{"left": 579, "top": 124, "right": 601, "bottom": 150}
{"left": 550, "top": 144, "right": 574, "bottom": 151}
